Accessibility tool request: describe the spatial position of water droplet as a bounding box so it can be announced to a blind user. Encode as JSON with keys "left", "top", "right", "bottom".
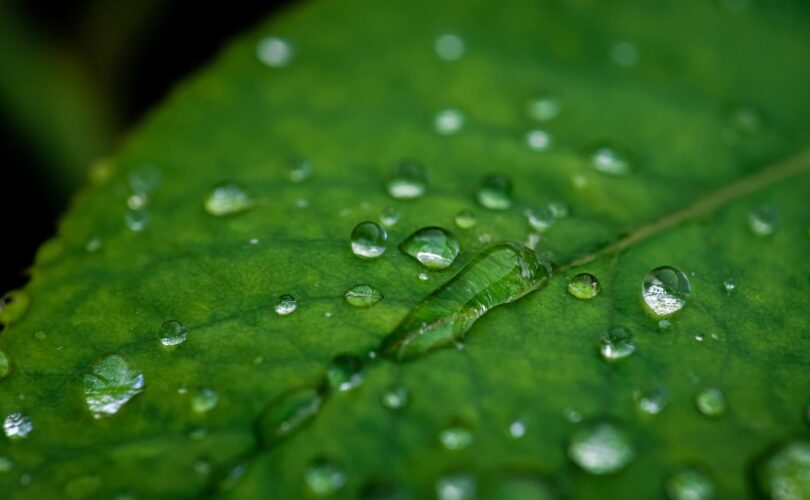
{"left": 588, "top": 142, "right": 637, "bottom": 176}
{"left": 33, "top": 330, "right": 46, "bottom": 341}
{"left": 399, "top": 227, "right": 461, "bottom": 270}
{"left": 665, "top": 467, "right": 714, "bottom": 500}
{"left": 418, "top": 271, "right": 430, "bottom": 282}
{"left": 380, "top": 206, "right": 400, "bottom": 227}
{"left": 257, "top": 388, "right": 322, "bottom": 445}
{"left": 0, "top": 351, "right": 10, "bottom": 378}
{"left": 85, "top": 237, "right": 102, "bottom": 253}
{"left": 525, "top": 206, "right": 555, "bottom": 232}
{"left": 351, "top": 221, "right": 388, "bottom": 258}
{"left": 453, "top": 210, "right": 477, "bottom": 229}
{"left": 526, "top": 129, "right": 553, "bottom": 151}
{"left": 567, "top": 273, "right": 602, "bottom": 300}
{"left": 83, "top": 355, "right": 145, "bottom": 419}
{"left": 642, "top": 266, "right": 691, "bottom": 317}
{"left": 204, "top": 182, "right": 253, "bottom": 216}
{"left": 289, "top": 159, "right": 313, "bottom": 182}
{"left": 305, "top": 458, "right": 347, "bottom": 496}
{"left": 636, "top": 387, "right": 668, "bottom": 415}
{"left": 386, "top": 160, "right": 429, "bottom": 200}
{"left": 192, "top": 388, "right": 219, "bottom": 414}
{"left": 694, "top": 333, "right": 705, "bottom": 342}
{"left": 256, "top": 36, "right": 293, "bottom": 67}
{"left": 658, "top": 319, "right": 672, "bottom": 330}
{"left": 610, "top": 41, "right": 640, "bottom": 67}
{"left": 568, "top": 420, "right": 635, "bottom": 475}
{"left": 127, "top": 192, "right": 149, "bottom": 210}
{"left": 748, "top": 204, "right": 778, "bottom": 237}
{"left": 547, "top": 200, "right": 570, "bottom": 219}
{"left": 435, "top": 33, "right": 465, "bottom": 61}
{"left": 381, "top": 242, "right": 552, "bottom": 360}
{"left": 477, "top": 175, "right": 513, "bottom": 210}
{"left": 599, "top": 326, "right": 636, "bottom": 362}
{"left": 3, "top": 412, "right": 32, "bottom": 439}
{"left": 326, "top": 354, "right": 364, "bottom": 392}
{"left": 274, "top": 294, "right": 298, "bottom": 315}
{"left": 694, "top": 387, "right": 727, "bottom": 418}
{"left": 563, "top": 407, "right": 583, "bottom": 423}
{"left": 722, "top": 277, "right": 737, "bottom": 294}
{"left": 437, "top": 473, "right": 476, "bottom": 500}
{"left": 508, "top": 419, "right": 527, "bottom": 438}
{"left": 439, "top": 424, "right": 474, "bottom": 451}
{"left": 526, "top": 92, "right": 561, "bottom": 121}
{"left": 159, "top": 320, "right": 188, "bottom": 346}
{"left": 124, "top": 210, "right": 150, "bottom": 232}
{"left": 755, "top": 439, "right": 810, "bottom": 500}
{"left": 382, "top": 385, "right": 409, "bottom": 410}
{"left": 0, "top": 456, "right": 12, "bottom": 472}
{"left": 344, "top": 285, "right": 383, "bottom": 308}
{"left": 63, "top": 475, "right": 101, "bottom": 499}
{"left": 435, "top": 108, "right": 465, "bottom": 135}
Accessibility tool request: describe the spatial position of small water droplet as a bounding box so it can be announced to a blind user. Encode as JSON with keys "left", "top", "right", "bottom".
{"left": 437, "top": 473, "right": 476, "bottom": 500}
{"left": 256, "top": 36, "right": 294, "bottom": 67}
{"left": 382, "top": 385, "right": 409, "bottom": 410}
{"left": 3, "top": 412, "right": 32, "bottom": 439}
{"left": 568, "top": 420, "right": 635, "bottom": 475}
{"left": 525, "top": 206, "right": 555, "bottom": 232}
{"left": 665, "top": 467, "right": 714, "bottom": 500}
{"left": 755, "top": 439, "right": 810, "bottom": 500}
{"left": 642, "top": 266, "right": 691, "bottom": 317}
{"left": 386, "top": 160, "right": 429, "bottom": 200}
{"left": 547, "top": 200, "right": 570, "bottom": 219}
{"left": 694, "top": 333, "right": 705, "bottom": 342}
{"left": 159, "top": 320, "right": 188, "bottom": 346}
{"left": 695, "top": 387, "right": 727, "bottom": 418}
{"left": 33, "top": 330, "right": 46, "bottom": 341}
{"left": 435, "top": 33, "right": 465, "bottom": 61}
{"left": 747, "top": 204, "right": 778, "bottom": 237}
{"left": 722, "top": 277, "right": 737, "bottom": 293}
{"left": 453, "top": 210, "right": 477, "bottom": 229}
{"left": 636, "top": 387, "right": 668, "bottom": 415}
{"left": 526, "top": 92, "right": 561, "bottom": 121}
{"left": 610, "top": 41, "right": 640, "bottom": 67}
{"left": 563, "top": 407, "right": 583, "bottom": 423}
{"left": 127, "top": 192, "right": 148, "bottom": 210}
{"left": 399, "top": 227, "right": 461, "bottom": 270}
{"left": 0, "top": 351, "right": 10, "bottom": 378}
{"left": 588, "top": 142, "right": 637, "bottom": 176}
{"left": 83, "top": 355, "right": 145, "bottom": 419}
{"left": 526, "top": 129, "right": 553, "bottom": 151}
{"left": 204, "top": 182, "right": 253, "bottom": 216}
{"left": 380, "top": 206, "right": 400, "bottom": 227}
{"left": 305, "top": 458, "right": 347, "bottom": 496}
{"left": 192, "top": 388, "right": 219, "bottom": 414}
{"left": 435, "top": 108, "right": 465, "bottom": 135}
{"left": 567, "top": 273, "right": 602, "bottom": 300}
{"left": 599, "top": 326, "right": 636, "bottom": 362}
{"left": 289, "top": 159, "right": 313, "bottom": 182}
{"left": 85, "top": 237, "right": 102, "bottom": 252}
{"left": 274, "top": 294, "right": 298, "bottom": 315}
{"left": 418, "top": 271, "right": 430, "bottom": 282}
{"left": 326, "top": 354, "right": 364, "bottom": 392}
{"left": 477, "top": 174, "right": 513, "bottom": 210}
{"left": 344, "top": 285, "right": 383, "bottom": 308}
{"left": 257, "top": 388, "right": 322, "bottom": 445}
{"left": 658, "top": 319, "right": 672, "bottom": 330}
{"left": 439, "top": 423, "right": 474, "bottom": 451}
{"left": 508, "top": 419, "right": 527, "bottom": 438}
{"left": 124, "top": 210, "right": 150, "bottom": 232}
{"left": 351, "top": 221, "right": 388, "bottom": 258}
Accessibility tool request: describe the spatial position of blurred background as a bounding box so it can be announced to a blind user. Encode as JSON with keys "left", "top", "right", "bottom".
{"left": 0, "top": 0, "right": 294, "bottom": 292}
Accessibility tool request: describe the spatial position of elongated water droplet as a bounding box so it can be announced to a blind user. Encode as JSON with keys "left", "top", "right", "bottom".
{"left": 204, "top": 182, "right": 253, "bottom": 216}
{"left": 527, "top": 92, "right": 561, "bottom": 121}
{"left": 3, "top": 412, "right": 32, "bottom": 439}
{"left": 380, "top": 206, "right": 400, "bottom": 227}
{"left": 568, "top": 273, "right": 601, "bottom": 300}
{"left": 257, "top": 388, "right": 322, "bottom": 445}
{"left": 326, "top": 354, "right": 364, "bottom": 392}
{"left": 192, "top": 388, "right": 219, "bottom": 414}
{"left": 588, "top": 142, "right": 637, "bottom": 176}
{"left": 344, "top": 285, "right": 383, "bottom": 308}
{"left": 435, "top": 108, "right": 465, "bottom": 135}
{"left": 568, "top": 420, "right": 635, "bottom": 475}
{"left": 386, "top": 160, "right": 429, "bottom": 200}
{"left": 305, "top": 458, "right": 347, "bottom": 496}
{"left": 83, "top": 355, "right": 145, "bottom": 419}
{"left": 351, "top": 221, "right": 388, "bottom": 258}
{"left": 437, "top": 473, "right": 476, "bottom": 500}
{"left": 159, "top": 320, "right": 188, "bottom": 346}
{"left": 477, "top": 175, "right": 513, "bottom": 210}
{"left": 381, "top": 242, "right": 552, "bottom": 360}
{"left": 599, "top": 326, "right": 636, "bottom": 362}
{"left": 526, "top": 129, "right": 553, "bottom": 151}
{"left": 274, "top": 294, "right": 297, "bottom": 315}
{"left": 439, "top": 424, "right": 474, "bottom": 451}
{"left": 435, "top": 33, "right": 465, "bottom": 61}
{"left": 642, "top": 266, "right": 691, "bottom": 317}
{"left": 694, "top": 387, "right": 727, "bottom": 418}
{"left": 256, "top": 36, "right": 293, "bottom": 67}
{"left": 0, "top": 351, "right": 9, "bottom": 378}
{"left": 748, "top": 204, "right": 778, "bottom": 237}
{"left": 665, "top": 467, "right": 714, "bottom": 500}
{"left": 400, "top": 227, "right": 460, "bottom": 270}
{"left": 755, "top": 439, "right": 810, "bottom": 500}
{"left": 454, "top": 210, "right": 477, "bottom": 229}
{"left": 382, "top": 385, "right": 409, "bottom": 410}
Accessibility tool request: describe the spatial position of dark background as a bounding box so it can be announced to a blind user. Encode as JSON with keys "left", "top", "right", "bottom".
{"left": 0, "top": 0, "right": 294, "bottom": 293}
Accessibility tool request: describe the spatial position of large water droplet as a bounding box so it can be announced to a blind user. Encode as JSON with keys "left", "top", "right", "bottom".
{"left": 437, "top": 473, "right": 476, "bottom": 500}
{"left": 453, "top": 210, "right": 477, "bottom": 229}
{"left": 568, "top": 420, "right": 635, "bottom": 475}
{"left": 192, "top": 388, "right": 219, "bottom": 414}
{"left": 326, "top": 354, "right": 364, "bottom": 392}
{"left": 567, "top": 273, "right": 601, "bottom": 300}
{"left": 477, "top": 175, "right": 513, "bottom": 210}
{"left": 399, "top": 227, "right": 461, "bottom": 270}
{"left": 642, "top": 266, "right": 691, "bottom": 317}
{"left": 694, "top": 387, "right": 727, "bottom": 418}
{"left": 204, "top": 182, "right": 253, "bottom": 216}
{"left": 747, "top": 204, "right": 778, "bottom": 237}
{"left": 665, "top": 467, "right": 715, "bottom": 500}
{"left": 386, "top": 160, "right": 429, "bottom": 200}
{"left": 256, "top": 36, "right": 294, "bottom": 67}
{"left": 344, "top": 285, "right": 383, "bottom": 308}
{"left": 274, "top": 294, "right": 298, "bottom": 315}
{"left": 0, "top": 351, "right": 9, "bottom": 378}
{"left": 257, "top": 388, "right": 322, "bottom": 445}
{"left": 435, "top": 33, "right": 465, "bottom": 61}
{"left": 435, "top": 108, "right": 465, "bottom": 135}
{"left": 159, "top": 320, "right": 188, "bottom": 346}
{"left": 305, "top": 458, "right": 347, "bottom": 496}
{"left": 83, "top": 355, "right": 145, "bottom": 419}
{"left": 439, "top": 423, "right": 474, "bottom": 451}
{"left": 3, "top": 412, "right": 32, "bottom": 439}
{"left": 588, "top": 142, "right": 637, "bottom": 176}
{"left": 382, "top": 385, "right": 409, "bottom": 410}
{"left": 599, "top": 326, "right": 636, "bottom": 362}
{"left": 755, "top": 439, "right": 810, "bottom": 500}
{"left": 381, "top": 242, "right": 552, "bottom": 360}
{"left": 526, "top": 92, "right": 561, "bottom": 122}
{"left": 351, "top": 221, "right": 388, "bottom": 258}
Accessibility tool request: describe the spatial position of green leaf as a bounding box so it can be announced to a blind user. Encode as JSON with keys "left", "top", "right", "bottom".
{"left": 2, "top": 0, "right": 810, "bottom": 498}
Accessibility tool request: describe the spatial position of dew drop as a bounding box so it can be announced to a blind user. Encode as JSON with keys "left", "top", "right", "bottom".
{"left": 344, "top": 285, "right": 383, "bottom": 308}
{"left": 588, "top": 142, "right": 637, "bottom": 176}
{"left": 256, "top": 36, "right": 294, "bottom": 67}
{"left": 380, "top": 206, "right": 400, "bottom": 227}
{"left": 3, "top": 412, "right": 32, "bottom": 439}
{"left": 351, "top": 221, "right": 388, "bottom": 258}
{"left": 435, "top": 108, "right": 465, "bottom": 135}
{"left": 527, "top": 92, "right": 561, "bottom": 121}
{"left": 191, "top": 388, "right": 219, "bottom": 414}
{"left": 85, "top": 237, "right": 102, "bottom": 253}
{"left": 289, "top": 159, "right": 313, "bottom": 182}
{"left": 564, "top": 407, "right": 583, "bottom": 423}
{"left": 326, "top": 354, "right": 364, "bottom": 392}
{"left": 0, "top": 351, "right": 10, "bottom": 378}
{"left": 568, "top": 420, "right": 635, "bottom": 475}
{"left": 127, "top": 192, "right": 148, "bottom": 210}
{"left": 257, "top": 388, "right": 322, "bottom": 445}
{"left": 418, "top": 271, "right": 430, "bottom": 282}
{"left": 636, "top": 387, "right": 668, "bottom": 415}
{"left": 437, "top": 473, "right": 476, "bottom": 500}
{"left": 33, "top": 331, "right": 46, "bottom": 341}
{"left": 382, "top": 385, "right": 409, "bottom": 410}
{"left": 755, "top": 439, "right": 810, "bottom": 500}
{"left": 665, "top": 467, "right": 715, "bottom": 500}
{"left": 525, "top": 206, "right": 556, "bottom": 232}
{"left": 723, "top": 277, "right": 737, "bottom": 293}
{"left": 305, "top": 458, "right": 347, "bottom": 496}
{"left": 386, "top": 160, "right": 429, "bottom": 200}
{"left": 526, "top": 129, "right": 553, "bottom": 151}
{"left": 694, "top": 387, "right": 727, "bottom": 418}
{"left": 274, "top": 294, "right": 298, "bottom": 315}
{"left": 204, "top": 182, "right": 253, "bottom": 216}
{"left": 435, "top": 33, "right": 465, "bottom": 61}
{"left": 567, "top": 273, "right": 601, "bottom": 300}
{"left": 399, "top": 227, "right": 461, "bottom": 270}
{"left": 124, "top": 210, "right": 150, "bottom": 232}
{"left": 747, "top": 204, "right": 778, "bottom": 237}
{"left": 439, "top": 424, "right": 474, "bottom": 451}
{"left": 83, "top": 355, "right": 145, "bottom": 419}
{"left": 508, "top": 419, "right": 527, "bottom": 438}
{"left": 477, "top": 174, "right": 513, "bottom": 210}
{"left": 159, "top": 320, "right": 188, "bottom": 347}
{"left": 642, "top": 266, "right": 691, "bottom": 317}
{"left": 453, "top": 210, "right": 477, "bottom": 229}
{"left": 599, "top": 326, "right": 636, "bottom": 362}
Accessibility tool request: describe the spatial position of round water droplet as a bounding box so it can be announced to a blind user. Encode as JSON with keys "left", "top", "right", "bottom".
{"left": 665, "top": 467, "right": 714, "bottom": 500}
{"left": 477, "top": 175, "right": 513, "bottom": 210}
{"left": 508, "top": 419, "right": 527, "bottom": 439}
{"left": 3, "top": 412, "right": 32, "bottom": 439}
{"left": 305, "top": 458, "right": 347, "bottom": 496}
{"left": 256, "top": 36, "right": 294, "bottom": 67}
{"left": 453, "top": 210, "right": 477, "bottom": 229}
{"left": 344, "top": 285, "right": 383, "bottom": 308}
{"left": 380, "top": 206, "right": 400, "bottom": 227}
{"left": 722, "top": 277, "right": 737, "bottom": 293}
{"left": 326, "top": 354, "right": 364, "bottom": 392}
{"left": 289, "top": 159, "right": 313, "bottom": 182}
{"left": 756, "top": 439, "right": 810, "bottom": 500}
{"left": 204, "top": 182, "right": 253, "bottom": 216}
{"left": 351, "top": 221, "right": 388, "bottom": 258}
{"left": 526, "top": 129, "right": 553, "bottom": 151}
{"left": 435, "top": 108, "right": 465, "bottom": 135}
{"left": 525, "top": 206, "right": 555, "bottom": 232}
{"left": 192, "top": 388, "right": 219, "bottom": 414}
{"left": 435, "top": 33, "right": 465, "bottom": 61}
{"left": 610, "top": 41, "right": 640, "bottom": 67}
{"left": 437, "top": 473, "right": 476, "bottom": 500}
{"left": 159, "top": 320, "right": 188, "bottom": 346}
{"left": 747, "top": 204, "right": 778, "bottom": 237}
{"left": 275, "top": 294, "right": 298, "bottom": 315}
{"left": 382, "top": 385, "right": 409, "bottom": 410}
{"left": 636, "top": 387, "right": 668, "bottom": 415}
{"left": 694, "top": 387, "right": 727, "bottom": 418}
{"left": 588, "top": 142, "right": 637, "bottom": 176}
{"left": 642, "top": 266, "right": 691, "bottom": 317}
{"left": 83, "top": 355, "right": 145, "bottom": 419}
{"left": 85, "top": 237, "right": 102, "bottom": 253}
{"left": 599, "top": 326, "right": 636, "bottom": 362}
{"left": 127, "top": 192, "right": 148, "bottom": 210}
{"left": 124, "top": 210, "right": 150, "bottom": 232}
{"left": 526, "top": 92, "right": 561, "bottom": 121}
{"left": 33, "top": 331, "right": 46, "bottom": 341}
{"left": 399, "top": 227, "right": 460, "bottom": 270}
{"left": 568, "top": 420, "right": 635, "bottom": 475}
{"left": 564, "top": 407, "right": 583, "bottom": 423}
{"left": 439, "top": 424, "right": 474, "bottom": 451}
{"left": 0, "top": 351, "right": 10, "bottom": 378}
{"left": 568, "top": 273, "right": 602, "bottom": 300}
{"left": 386, "top": 160, "right": 429, "bottom": 200}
